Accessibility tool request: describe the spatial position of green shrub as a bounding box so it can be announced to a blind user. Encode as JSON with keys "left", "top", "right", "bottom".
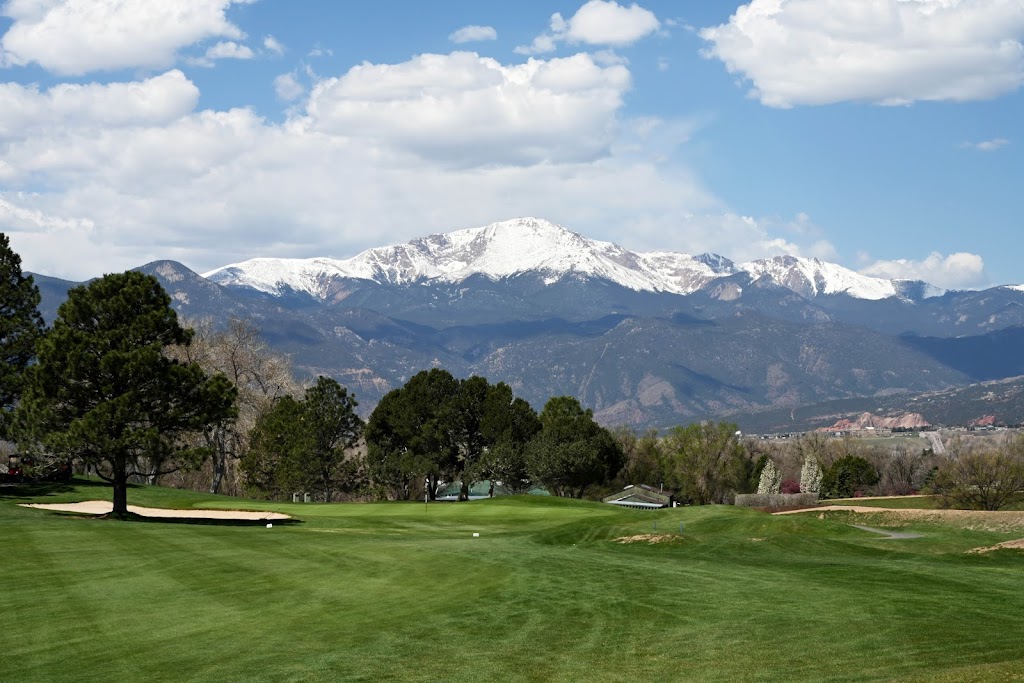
{"left": 821, "top": 456, "right": 879, "bottom": 499}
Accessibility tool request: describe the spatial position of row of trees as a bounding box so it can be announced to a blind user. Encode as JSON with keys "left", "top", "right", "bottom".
{"left": 3, "top": 233, "right": 1022, "bottom": 511}
{"left": 1, "top": 233, "right": 630, "bottom": 506}
{"left": 363, "top": 370, "right": 626, "bottom": 501}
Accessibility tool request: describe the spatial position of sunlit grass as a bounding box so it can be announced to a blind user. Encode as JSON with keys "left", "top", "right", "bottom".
{"left": 4, "top": 479, "right": 1024, "bottom": 682}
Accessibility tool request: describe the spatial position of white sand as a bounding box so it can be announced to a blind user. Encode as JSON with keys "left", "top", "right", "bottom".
{"left": 19, "top": 500, "right": 291, "bottom": 520}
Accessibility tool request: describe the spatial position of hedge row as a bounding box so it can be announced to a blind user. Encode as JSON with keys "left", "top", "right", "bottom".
{"left": 734, "top": 493, "right": 819, "bottom": 509}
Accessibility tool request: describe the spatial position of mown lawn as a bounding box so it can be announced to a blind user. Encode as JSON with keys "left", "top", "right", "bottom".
{"left": 3, "top": 479, "right": 1024, "bottom": 683}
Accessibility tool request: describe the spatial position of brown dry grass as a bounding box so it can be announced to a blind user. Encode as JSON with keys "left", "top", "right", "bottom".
{"left": 777, "top": 505, "right": 1024, "bottom": 532}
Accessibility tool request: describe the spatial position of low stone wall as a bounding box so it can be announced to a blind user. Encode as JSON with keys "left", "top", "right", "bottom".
{"left": 734, "top": 493, "right": 819, "bottom": 509}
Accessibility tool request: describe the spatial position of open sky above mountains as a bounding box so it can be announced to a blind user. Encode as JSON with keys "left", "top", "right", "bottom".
{"left": 1, "top": 0, "right": 1021, "bottom": 289}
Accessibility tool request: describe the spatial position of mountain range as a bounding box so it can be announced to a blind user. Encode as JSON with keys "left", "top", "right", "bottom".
{"left": 204, "top": 217, "right": 944, "bottom": 302}
{"left": 31, "top": 218, "right": 1024, "bottom": 430}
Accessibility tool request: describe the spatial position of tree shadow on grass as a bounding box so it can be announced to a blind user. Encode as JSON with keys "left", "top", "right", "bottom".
{"left": 43, "top": 510, "right": 303, "bottom": 527}
{"left": 108, "top": 514, "right": 303, "bottom": 527}
{"left": 0, "top": 478, "right": 94, "bottom": 500}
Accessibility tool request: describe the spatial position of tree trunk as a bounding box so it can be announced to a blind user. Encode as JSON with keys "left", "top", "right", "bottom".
{"left": 112, "top": 467, "right": 129, "bottom": 517}
{"left": 210, "top": 452, "right": 225, "bottom": 494}
{"left": 428, "top": 473, "right": 437, "bottom": 501}
{"left": 459, "top": 479, "right": 470, "bottom": 502}
{"left": 488, "top": 480, "right": 494, "bottom": 498}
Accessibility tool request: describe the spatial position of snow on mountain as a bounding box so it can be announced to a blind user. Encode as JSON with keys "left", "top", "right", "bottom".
{"left": 203, "top": 217, "right": 940, "bottom": 302}
{"left": 205, "top": 218, "right": 729, "bottom": 296}
{"left": 741, "top": 255, "right": 899, "bottom": 301}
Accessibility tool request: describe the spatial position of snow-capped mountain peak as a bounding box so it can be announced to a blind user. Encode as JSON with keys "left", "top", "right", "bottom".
{"left": 204, "top": 217, "right": 728, "bottom": 296}
{"left": 740, "top": 255, "right": 901, "bottom": 301}
{"left": 202, "top": 217, "right": 944, "bottom": 302}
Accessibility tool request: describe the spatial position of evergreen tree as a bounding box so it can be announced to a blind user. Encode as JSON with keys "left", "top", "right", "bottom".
{"left": 241, "top": 377, "right": 363, "bottom": 501}
{"left": 526, "top": 396, "right": 624, "bottom": 498}
{"left": 365, "top": 368, "right": 461, "bottom": 500}
{"left": 14, "top": 271, "right": 236, "bottom": 516}
{"left": 0, "top": 233, "right": 45, "bottom": 437}
{"left": 820, "top": 456, "right": 879, "bottom": 499}
{"left": 364, "top": 370, "right": 539, "bottom": 500}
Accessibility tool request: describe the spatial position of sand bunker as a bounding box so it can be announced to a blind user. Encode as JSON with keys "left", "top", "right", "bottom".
{"left": 20, "top": 500, "right": 291, "bottom": 520}
{"left": 967, "top": 539, "right": 1024, "bottom": 554}
{"left": 613, "top": 534, "right": 677, "bottom": 544}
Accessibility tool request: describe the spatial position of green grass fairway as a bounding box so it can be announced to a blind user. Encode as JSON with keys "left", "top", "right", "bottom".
{"left": 4, "top": 480, "right": 1024, "bottom": 683}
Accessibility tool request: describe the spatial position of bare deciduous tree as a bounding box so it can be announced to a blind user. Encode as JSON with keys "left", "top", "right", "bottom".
{"left": 930, "top": 435, "right": 1024, "bottom": 511}
{"left": 170, "top": 317, "right": 300, "bottom": 493}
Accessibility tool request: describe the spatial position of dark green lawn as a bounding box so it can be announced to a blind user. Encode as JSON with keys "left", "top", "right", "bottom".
{"left": 3, "top": 479, "right": 1024, "bottom": 682}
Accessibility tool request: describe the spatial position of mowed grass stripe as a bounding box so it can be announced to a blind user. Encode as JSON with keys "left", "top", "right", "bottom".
{"left": 4, "top": 480, "right": 1024, "bottom": 682}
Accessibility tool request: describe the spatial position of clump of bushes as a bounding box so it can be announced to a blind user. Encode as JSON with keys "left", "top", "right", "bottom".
{"left": 780, "top": 478, "right": 801, "bottom": 494}
{"left": 735, "top": 493, "right": 818, "bottom": 509}
{"left": 820, "top": 456, "right": 879, "bottom": 499}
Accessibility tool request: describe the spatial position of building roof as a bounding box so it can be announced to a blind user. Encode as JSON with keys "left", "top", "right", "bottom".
{"left": 602, "top": 484, "right": 672, "bottom": 508}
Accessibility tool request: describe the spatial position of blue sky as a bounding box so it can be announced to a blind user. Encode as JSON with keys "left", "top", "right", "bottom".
{"left": 0, "top": 0, "right": 1021, "bottom": 289}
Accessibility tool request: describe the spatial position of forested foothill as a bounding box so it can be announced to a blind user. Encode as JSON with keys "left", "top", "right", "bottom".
{"left": 3, "top": 233, "right": 1024, "bottom": 513}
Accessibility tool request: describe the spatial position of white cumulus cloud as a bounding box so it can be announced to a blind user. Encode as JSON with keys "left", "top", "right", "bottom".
{"left": 860, "top": 252, "right": 988, "bottom": 290}
{"left": 0, "top": 51, "right": 842, "bottom": 282}
{"left": 0, "top": 0, "right": 252, "bottom": 75}
{"left": 448, "top": 25, "right": 497, "bottom": 44}
{"left": 700, "top": 0, "right": 1024, "bottom": 107}
{"left": 516, "top": 0, "right": 660, "bottom": 54}
{"left": 301, "top": 51, "right": 632, "bottom": 167}
{"left": 0, "top": 70, "right": 199, "bottom": 137}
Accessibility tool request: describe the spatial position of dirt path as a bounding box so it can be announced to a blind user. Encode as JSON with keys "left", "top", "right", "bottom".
{"left": 827, "top": 494, "right": 929, "bottom": 502}
{"left": 19, "top": 500, "right": 291, "bottom": 520}
{"left": 775, "top": 505, "right": 913, "bottom": 514}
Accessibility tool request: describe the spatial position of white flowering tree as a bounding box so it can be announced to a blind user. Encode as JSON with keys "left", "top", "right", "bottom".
{"left": 757, "top": 459, "right": 782, "bottom": 494}
{"left": 800, "top": 456, "right": 822, "bottom": 493}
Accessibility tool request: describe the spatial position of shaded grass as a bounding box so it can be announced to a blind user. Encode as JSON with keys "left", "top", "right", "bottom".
{"left": 4, "top": 479, "right": 1024, "bottom": 682}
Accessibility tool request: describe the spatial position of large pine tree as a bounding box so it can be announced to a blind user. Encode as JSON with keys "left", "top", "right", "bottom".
{"left": 0, "top": 233, "right": 45, "bottom": 437}
{"left": 16, "top": 271, "right": 236, "bottom": 516}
